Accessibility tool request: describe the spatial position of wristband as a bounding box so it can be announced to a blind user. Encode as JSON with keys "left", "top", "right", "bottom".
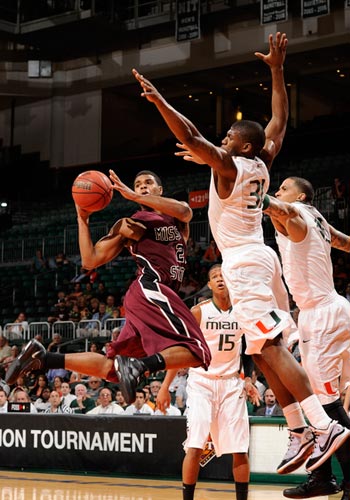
{"left": 262, "top": 194, "right": 270, "bottom": 211}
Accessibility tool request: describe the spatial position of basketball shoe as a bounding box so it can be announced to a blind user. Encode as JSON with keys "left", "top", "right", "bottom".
{"left": 5, "top": 339, "right": 46, "bottom": 385}
{"left": 305, "top": 420, "right": 350, "bottom": 472}
{"left": 283, "top": 471, "right": 341, "bottom": 498}
{"left": 114, "top": 355, "right": 147, "bottom": 405}
{"left": 277, "top": 427, "right": 315, "bottom": 474}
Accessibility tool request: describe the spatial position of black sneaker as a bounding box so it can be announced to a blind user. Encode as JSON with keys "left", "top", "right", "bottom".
{"left": 114, "top": 355, "right": 147, "bottom": 405}
{"left": 283, "top": 472, "right": 341, "bottom": 498}
{"left": 5, "top": 339, "right": 46, "bottom": 385}
{"left": 341, "top": 481, "right": 350, "bottom": 500}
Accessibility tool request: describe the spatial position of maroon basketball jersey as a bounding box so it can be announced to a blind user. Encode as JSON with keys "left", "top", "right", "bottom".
{"left": 130, "top": 209, "right": 186, "bottom": 292}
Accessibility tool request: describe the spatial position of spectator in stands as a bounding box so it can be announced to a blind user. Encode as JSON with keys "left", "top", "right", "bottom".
{"left": 12, "top": 389, "right": 37, "bottom": 413}
{"left": 124, "top": 388, "right": 154, "bottom": 415}
{"left": 67, "top": 282, "right": 84, "bottom": 302}
{"left": 87, "top": 387, "right": 125, "bottom": 415}
{"left": 47, "top": 299, "right": 70, "bottom": 325}
{"left": 47, "top": 333, "right": 64, "bottom": 353}
{"left": 88, "top": 302, "right": 111, "bottom": 335}
{"left": 44, "top": 390, "right": 73, "bottom": 413}
{"left": 82, "top": 282, "right": 95, "bottom": 304}
{"left": 60, "top": 381, "right": 77, "bottom": 407}
{"left": 88, "top": 297, "right": 100, "bottom": 316}
{"left": 255, "top": 388, "right": 284, "bottom": 417}
{"left": 69, "top": 371, "right": 85, "bottom": 392}
{"left": 7, "top": 312, "right": 28, "bottom": 339}
{"left": 28, "top": 373, "right": 49, "bottom": 401}
{"left": 86, "top": 376, "right": 103, "bottom": 401}
{"left": 0, "top": 335, "right": 12, "bottom": 364}
{"left": 34, "top": 386, "right": 51, "bottom": 412}
{"left": 3, "top": 345, "right": 20, "bottom": 372}
{"left": 8, "top": 375, "right": 28, "bottom": 399}
{"left": 115, "top": 389, "right": 129, "bottom": 410}
{"left": 50, "top": 375, "right": 64, "bottom": 395}
{"left": 105, "top": 295, "right": 117, "bottom": 315}
{"left": 68, "top": 303, "right": 81, "bottom": 325}
{"left": 0, "top": 388, "right": 8, "bottom": 413}
{"left": 201, "top": 239, "right": 221, "bottom": 265}
{"left": 143, "top": 384, "right": 156, "bottom": 411}
{"left": 70, "top": 383, "right": 96, "bottom": 414}
{"left": 47, "top": 367, "right": 69, "bottom": 386}
{"left": 94, "top": 281, "right": 109, "bottom": 303}
{"left": 89, "top": 342, "right": 102, "bottom": 354}
{"left": 149, "top": 379, "right": 162, "bottom": 406}
{"left": 30, "top": 249, "right": 48, "bottom": 274}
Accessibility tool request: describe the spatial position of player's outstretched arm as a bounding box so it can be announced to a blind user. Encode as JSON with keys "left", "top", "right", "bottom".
{"left": 132, "top": 69, "right": 229, "bottom": 173}
{"left": 257, "top": 33, "right": 288, "bottom": 169}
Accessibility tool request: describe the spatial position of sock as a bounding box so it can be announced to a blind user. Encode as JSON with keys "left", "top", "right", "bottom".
{"left": 140, "top": 353, "right": 166, "bottom": 373}
{"left": 235, "top": 481, "right": 248, "bottom": 500}
{"left": 46, "top": 352, "right": 65, "bottom": 369}
{"left": 300, "top": 395, "right": 332, "bottom": 429}
{"left": 283, "top": 402, "right": 307, "bottom": 430}
{"left": 182, "top": 483, "right": 195, "bottom": 500}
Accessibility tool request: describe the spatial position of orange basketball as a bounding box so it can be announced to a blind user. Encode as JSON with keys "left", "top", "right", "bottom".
{"left": 72, "top": 170, "right": 113, "bottom": 212}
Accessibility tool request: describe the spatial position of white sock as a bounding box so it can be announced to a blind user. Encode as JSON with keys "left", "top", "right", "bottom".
{"left": 283, "top": 402, "right": 307, "bottom": 430}
{"left": 300, "top": 395, "right": 332, "bottom": 429}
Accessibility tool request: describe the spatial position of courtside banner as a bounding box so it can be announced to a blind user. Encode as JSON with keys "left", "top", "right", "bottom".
{"left": 189, "top": 189, "right": 209, "bottom": 208}
{"left": 261, "top": 0, "right": 288, "bottom": 24}
{"left": 0, "top": 414, "right": 186, "bottom": 474}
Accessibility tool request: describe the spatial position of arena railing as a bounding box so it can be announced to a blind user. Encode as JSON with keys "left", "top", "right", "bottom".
{"left": 0, "top": 221, "right": 211, "bottom": 264}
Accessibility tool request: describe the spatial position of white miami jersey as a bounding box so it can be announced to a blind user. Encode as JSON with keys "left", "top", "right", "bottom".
{"left": 208, "top": 156, "right": 269, "bottom": 252}
{"left": 276, "top": 202, "right": 334, "bottom": 309}
{"left": 190, "top": 299, "right": 243, "bottom": 378}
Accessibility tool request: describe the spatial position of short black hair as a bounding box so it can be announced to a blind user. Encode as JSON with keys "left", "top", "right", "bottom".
{"left": 289, "top": 177, "right": 315, "bottom": 203}
{"left": 134, "top": 170, "right": 162, "bottom": 187}
{"left": 231, "top": 120, "right": 265, "bottom": 156}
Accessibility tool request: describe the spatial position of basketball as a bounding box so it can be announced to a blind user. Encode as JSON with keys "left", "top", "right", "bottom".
{"left": 72, "top": 170, "right": 113, "bottom": 212}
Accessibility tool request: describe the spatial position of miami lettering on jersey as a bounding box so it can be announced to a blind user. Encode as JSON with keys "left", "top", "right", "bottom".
{"left": 256, "top": 310, "right": 281, "bottom": 334}
{"left": 205, "top": 320, "right": 240, "bottom": 330}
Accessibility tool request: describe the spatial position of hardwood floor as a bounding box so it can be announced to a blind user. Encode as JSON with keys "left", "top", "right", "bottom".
{"left": 0, "top": 470, "right": 338, "bottom": 499}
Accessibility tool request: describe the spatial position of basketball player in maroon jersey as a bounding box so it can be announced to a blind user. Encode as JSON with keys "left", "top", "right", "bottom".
{"left": 6, "top": 170, "right": 211, "bottom": 405}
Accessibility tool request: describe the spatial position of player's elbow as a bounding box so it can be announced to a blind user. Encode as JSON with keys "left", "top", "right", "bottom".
{"left": 179, "top": 204, "right": 193, "bottom": 223}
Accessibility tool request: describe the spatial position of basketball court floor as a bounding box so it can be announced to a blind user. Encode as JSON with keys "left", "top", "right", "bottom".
{"left": 0, "top": 470, "right": 335, "bottom": 499}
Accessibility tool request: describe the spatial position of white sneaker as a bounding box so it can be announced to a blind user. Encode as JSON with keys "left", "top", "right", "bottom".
{"left": 306, "top": 420, "right": 350, "bottom": 472}
{"left": 277, "top": 427, "right": 315, "bottom": 474}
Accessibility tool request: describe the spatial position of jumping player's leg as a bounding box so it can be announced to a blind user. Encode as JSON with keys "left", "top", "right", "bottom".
{"left": 253, "top": 339, "right": 350, "bottom": 474}
{"left": 5, "top": 340, "right": 115, "bottom": 385}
